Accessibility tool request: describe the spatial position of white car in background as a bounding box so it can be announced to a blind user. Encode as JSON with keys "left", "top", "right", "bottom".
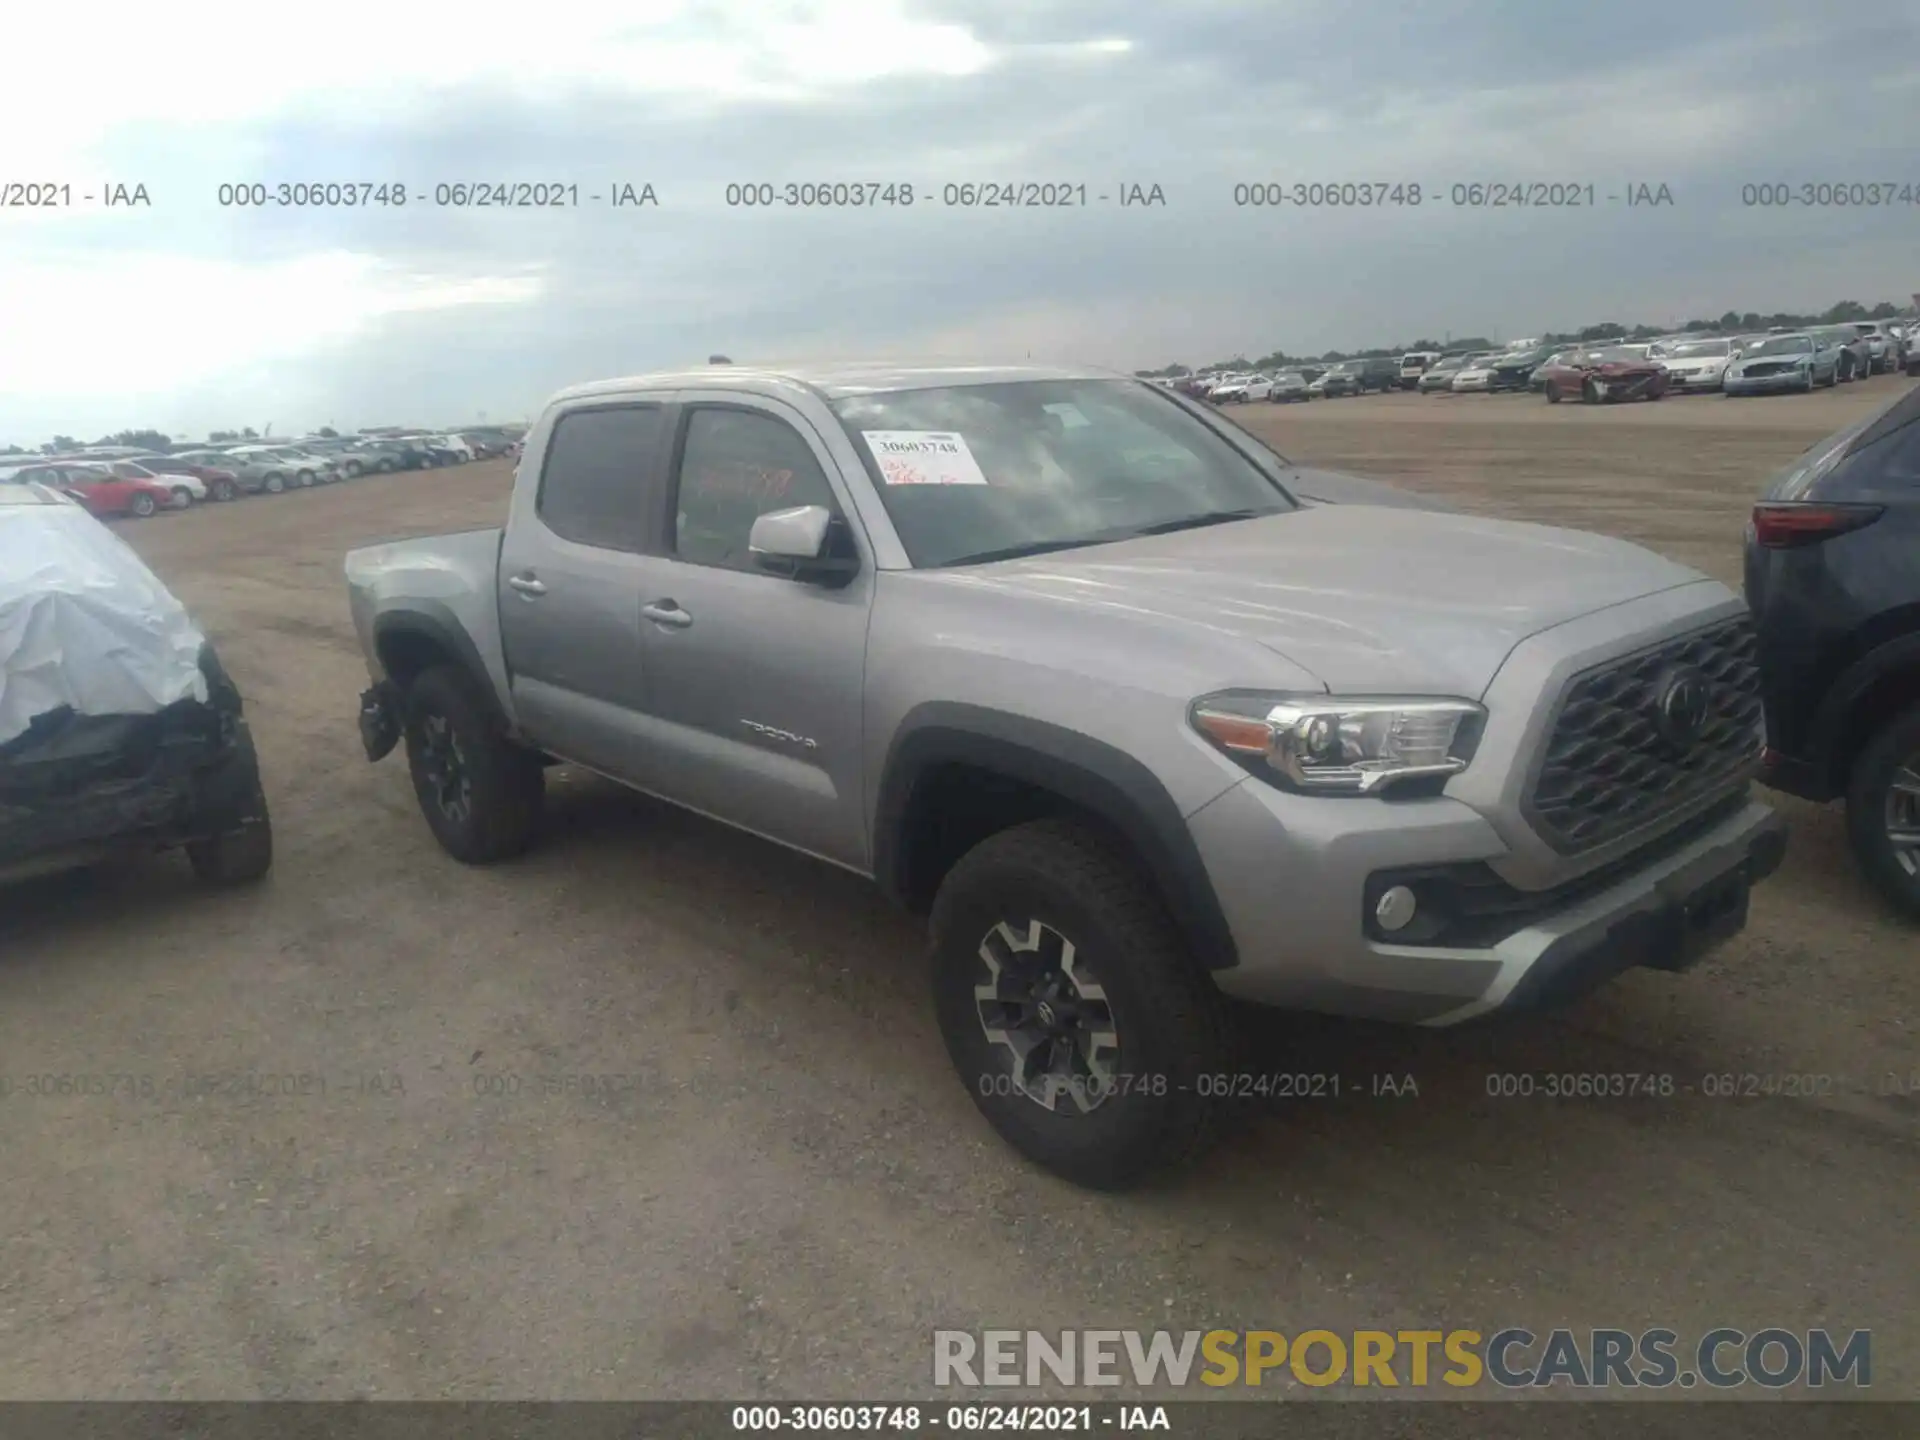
{"left": 1450, "top": 357, "right": 1500, "bottom": 392}
{"left": 1398, "top": 351, "right": 1440, "bottom": 388}
{"left": 1207, "top": 375, "right": 1256, "bottom": 403}
{"left": 433, "top": 435, "right": 477, "bottom": 461}
{"left": 1655, "top": 336, "right": 1734, "bottom": 391}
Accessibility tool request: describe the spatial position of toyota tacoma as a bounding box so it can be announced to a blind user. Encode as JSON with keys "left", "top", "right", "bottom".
{"left": 344, "top": 362, "right": 1785, "bottom": 1188}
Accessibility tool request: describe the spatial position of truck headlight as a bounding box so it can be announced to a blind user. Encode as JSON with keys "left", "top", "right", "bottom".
{"left": 1189, "top": 692, "right": 1484, "bottom": 794}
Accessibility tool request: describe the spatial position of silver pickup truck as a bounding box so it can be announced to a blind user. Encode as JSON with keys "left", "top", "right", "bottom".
{"left": 345, "top": 361, "right": 1785, "bottom": 1188}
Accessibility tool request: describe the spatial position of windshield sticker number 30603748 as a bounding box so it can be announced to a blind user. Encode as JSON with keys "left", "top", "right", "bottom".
{"left": 863, "top": 431, "right": 991, "bottom": 486}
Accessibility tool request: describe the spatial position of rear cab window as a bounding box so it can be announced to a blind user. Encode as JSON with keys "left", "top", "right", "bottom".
{"left": 535, "top": 404, "right": 667, "bottom": 552}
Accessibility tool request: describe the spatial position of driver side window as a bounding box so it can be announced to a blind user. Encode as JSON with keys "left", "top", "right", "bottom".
{"left": 670, "top": 408, "right": 840, "bottom": 573}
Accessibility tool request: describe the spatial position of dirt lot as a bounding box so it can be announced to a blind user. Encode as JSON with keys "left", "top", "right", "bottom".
{"left": 2, "top": 379, "right": 1916, "bottom": 1404}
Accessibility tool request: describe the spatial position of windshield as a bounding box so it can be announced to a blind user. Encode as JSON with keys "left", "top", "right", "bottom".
{"left": 831, "top": 379, "right": 1295, "bottom": 568}
{"left": 1665, "top": 339, "right": 1730, "bottom": 358}
{"left": 1745, "top": 335, "right": 1812, "bottom": 358}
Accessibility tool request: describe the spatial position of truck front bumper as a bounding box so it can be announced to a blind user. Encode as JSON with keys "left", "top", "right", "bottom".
{"left": 0, "top": 707, "right": 267, "bottom": 883}
{"left": 1189, "top": 781, "right": 1786, "bottom": 1026}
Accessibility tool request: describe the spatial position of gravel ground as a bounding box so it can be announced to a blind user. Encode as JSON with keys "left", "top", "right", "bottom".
{"left": 1, "top": 377, "right": 1915, "bottom": 1403}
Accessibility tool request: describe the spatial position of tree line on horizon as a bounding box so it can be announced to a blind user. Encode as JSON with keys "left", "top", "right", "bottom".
{"left": 1134, "top": 298, "right": 1915, "bottom": 378}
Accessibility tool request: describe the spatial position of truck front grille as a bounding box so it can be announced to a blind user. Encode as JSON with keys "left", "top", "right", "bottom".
{"left": 1524, "top": 617, "right": 1762, "bottom": 853}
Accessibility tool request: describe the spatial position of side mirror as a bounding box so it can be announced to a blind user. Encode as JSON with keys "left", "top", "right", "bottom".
{"left": 749, "top": 504, "right": 859, "bottom": 584}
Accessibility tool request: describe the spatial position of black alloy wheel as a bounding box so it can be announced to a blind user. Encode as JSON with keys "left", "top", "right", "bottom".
{"left": 972, "top": 918, "right": 1121, "bottom": 1115}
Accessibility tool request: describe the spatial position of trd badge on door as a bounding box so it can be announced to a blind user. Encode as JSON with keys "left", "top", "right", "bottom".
{"left": 740, "top": 719, "right": 818, "bottom": 749}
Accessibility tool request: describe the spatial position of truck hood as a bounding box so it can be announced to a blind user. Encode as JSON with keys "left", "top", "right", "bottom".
{"left": 945, "top": 505, "right": 1708, "bottom": 696}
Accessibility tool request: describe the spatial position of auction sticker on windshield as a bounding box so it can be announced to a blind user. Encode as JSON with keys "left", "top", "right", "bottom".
{"left": 862, "top": 431, "right": 990, "bottom": 485}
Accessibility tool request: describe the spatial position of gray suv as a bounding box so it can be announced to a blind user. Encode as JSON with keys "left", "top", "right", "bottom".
{"left": 344, "top": 362, "right": 1785, "bottom": 1188}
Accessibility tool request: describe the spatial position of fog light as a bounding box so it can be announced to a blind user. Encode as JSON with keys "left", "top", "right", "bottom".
{"left": 1375, "top": 885, "right": 1418, "bottom": 933}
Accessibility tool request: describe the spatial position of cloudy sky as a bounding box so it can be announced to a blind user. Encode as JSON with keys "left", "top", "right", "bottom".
{"left": 2, "top": 0, "right": 1917, "bottom": 444}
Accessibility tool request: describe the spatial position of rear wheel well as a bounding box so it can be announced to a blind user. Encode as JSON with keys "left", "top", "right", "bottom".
{"left": 377, "top": 628, "right": 459, "bottom": 690}
{"left": 1833, "top": 666, "right": 1920, "bottom": 789}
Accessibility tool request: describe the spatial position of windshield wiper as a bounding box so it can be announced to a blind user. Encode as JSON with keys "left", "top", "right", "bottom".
{"left": 939, "top": 508, "right": 1273, "bottom": 567}
{"left": 938, "top": 537, "right": 1105, "bottom": 567}
{"left": 1122, "top": 507, "right": 1271, "bottom": 537}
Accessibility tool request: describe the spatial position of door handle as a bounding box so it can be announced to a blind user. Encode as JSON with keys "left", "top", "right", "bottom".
{"left": 507, "top": 574, "right": 547, "bottom": 596}
{"left": 641, "top": 600, "right": 693, "bottom": 629}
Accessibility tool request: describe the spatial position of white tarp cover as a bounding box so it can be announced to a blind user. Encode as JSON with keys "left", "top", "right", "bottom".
{"left": 0, "top": 500, "right": 208, "bottom": 746}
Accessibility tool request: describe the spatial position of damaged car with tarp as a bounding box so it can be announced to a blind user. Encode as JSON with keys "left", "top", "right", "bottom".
{"left": 0, "top": 479, "right": 273, "bottom": 888}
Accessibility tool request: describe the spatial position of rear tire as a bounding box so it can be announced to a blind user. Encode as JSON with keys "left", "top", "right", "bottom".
{"left": 171, "top": 486, "right": 195, "bottom": 507}
{"left": 1845, "top": 701, "right": 1920, "bottom": 921}
{"left": 297, "top": 469, "right": 316, "bottom": 487}
{"left": 264, "top": 472, "right": 286, "bottom": 493}
{"left": 928, "top": 818, "right": 1235, "bottom": 1190}
{"left": 401, "top": 665, "right": 544, "bottom": 864}
{"left": 129, "top": 492, "right": 157, "bottom": 517}
{"left": 1582, "top": 379, "right": 1601, "bottom": 404}
{"left": 211, "top": 479, "right": 237, "bottom": 502}
{"left": 1545, "top": 382, "right": 1562, "bottom": 403}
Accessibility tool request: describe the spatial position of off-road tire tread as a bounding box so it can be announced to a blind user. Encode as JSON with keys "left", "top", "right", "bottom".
{"left": 404, "top": 664, "right": 544, "bottom": 864}
{"left": 930, "top": 817, "right": 1237, "bottom": 1189}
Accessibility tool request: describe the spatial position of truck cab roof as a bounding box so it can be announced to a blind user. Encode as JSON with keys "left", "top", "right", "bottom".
{"left": 550, "top": 361, "right": 1119, "bottom": 406}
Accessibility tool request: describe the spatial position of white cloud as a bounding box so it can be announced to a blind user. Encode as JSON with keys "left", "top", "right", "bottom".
{"left": 0, "top": 1, "right": 997, "bottom": 173}
{"left": 0, "top": 252, "right": 542, "bottom": 399}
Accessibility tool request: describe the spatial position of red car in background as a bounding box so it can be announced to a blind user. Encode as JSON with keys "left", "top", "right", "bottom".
{"left": 0, "top": 461, "right": 176, "bottom": 518}
{"left": 1540, "top": 346, "right": 1670, "bottom": 404}
{"left": 133, "top": 453, "right": 245, "bottom": 502}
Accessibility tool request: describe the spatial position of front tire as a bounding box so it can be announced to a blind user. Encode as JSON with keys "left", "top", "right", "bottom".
{"left": 401, "top": 665, "right": 545, "bottom": 864}
{"left": 211, "top": 478, "right": 237, "bottom": 502}
{"left": 1845, "top": 701, "right": 1920, "bottom": 920}
{"left": 296, "top": 469, "right": 316, "bottom": 487}
{"left": 187, "top": 812, "right": 273, "bottom": 885}
{"left": 1545, "top": 381, "right": 1562, "bottom": 403}
{"left": 928, "top": 818, "right": 1234, "bottom": 1190}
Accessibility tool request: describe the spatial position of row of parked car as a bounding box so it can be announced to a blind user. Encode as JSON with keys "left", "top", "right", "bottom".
{"left": 1179, "top": 319, "right": 1919, "bottom": 409}
{"left": 0, "top": 429, "right": 523, "bottom": 520}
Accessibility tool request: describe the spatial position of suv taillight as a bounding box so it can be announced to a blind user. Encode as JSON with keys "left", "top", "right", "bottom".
{"left": 1750, "top": 501, "right": 1884, "bottom": 549}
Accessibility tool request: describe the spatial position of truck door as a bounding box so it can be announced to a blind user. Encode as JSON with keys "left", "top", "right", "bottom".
{"left": 495, "top": 397, "right": 675, "bottom": 785}
{"left": 630, "top": 396, "right": 875, "bottom": 870}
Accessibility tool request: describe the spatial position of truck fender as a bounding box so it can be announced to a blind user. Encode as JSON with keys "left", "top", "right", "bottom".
{"left": 873, "top": 703, "right": 1241, "bottom": 971}
{"left": 371, "top": 604, "right": 497, "bottom": 698}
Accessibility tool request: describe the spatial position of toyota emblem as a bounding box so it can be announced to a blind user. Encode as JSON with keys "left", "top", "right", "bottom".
{"left": 1654, "top": 666, "right": 1710, "bottom": 746}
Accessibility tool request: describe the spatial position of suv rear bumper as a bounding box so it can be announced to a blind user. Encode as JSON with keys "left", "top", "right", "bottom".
{"left": 1189, "top": 780, "right": 1785, "bottom": 1026}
